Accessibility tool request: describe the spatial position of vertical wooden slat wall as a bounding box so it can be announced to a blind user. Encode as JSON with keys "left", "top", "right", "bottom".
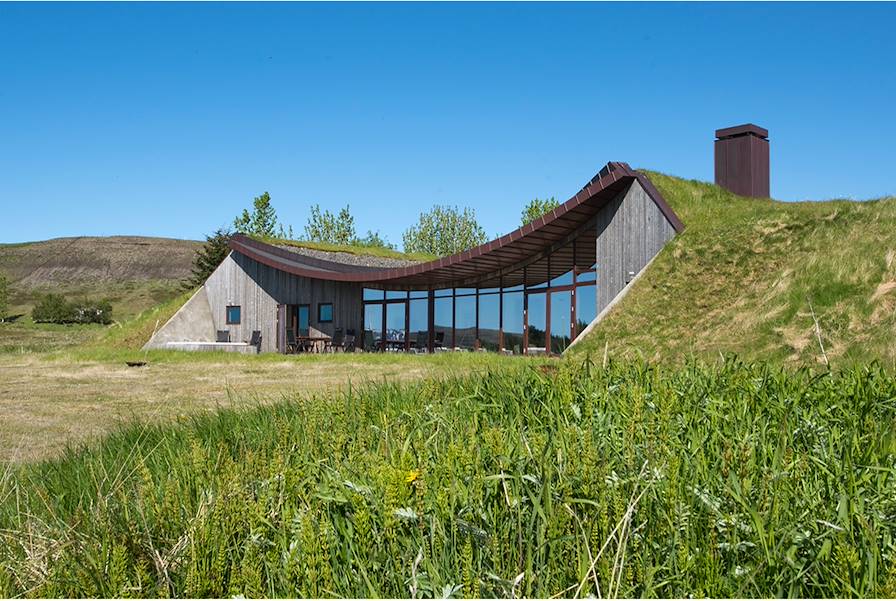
{"left": 595, "top": 180, "right": 676, "bottom": 317}
{"left": 205, "top": 252, "right": 363, "bottom": 353}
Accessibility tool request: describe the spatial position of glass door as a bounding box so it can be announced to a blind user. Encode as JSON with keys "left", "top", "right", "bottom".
{"left": 296, "top": 305, "right": 310, "bottom": 336}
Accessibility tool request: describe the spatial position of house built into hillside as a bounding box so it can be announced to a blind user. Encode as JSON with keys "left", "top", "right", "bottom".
{"left": 145, "top": 162, "right": 683, "bottom": 355}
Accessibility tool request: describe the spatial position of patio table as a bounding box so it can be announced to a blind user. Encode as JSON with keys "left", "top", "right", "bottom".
{"left": 298, "top": 335, "right": 331, "bottom": 353}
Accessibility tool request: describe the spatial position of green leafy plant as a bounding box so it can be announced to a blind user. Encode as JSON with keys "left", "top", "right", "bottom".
{"left": 304, "top": 204, "right": 356, "bottom": 245}
{"left": 520, "top": 197, "right": 560, "bottom": 226}
{"left": 32, "top": 294, "right": 112, "bottom": 324}
{"left": 234, "top": 192, "right": 293, "bottom": 238}
{"left": 188, "top": 228, "right": 232, "bottom": 288}
{"left": 402, "top": 205, "right": 487, "bottom": 256}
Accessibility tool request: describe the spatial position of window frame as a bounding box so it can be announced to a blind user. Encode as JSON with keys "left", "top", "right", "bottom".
{"left": 317, "top": 302, "right": 334, "bottom": 323}
{"left": 225, "top": 305, "right": 241, "bottom": 325}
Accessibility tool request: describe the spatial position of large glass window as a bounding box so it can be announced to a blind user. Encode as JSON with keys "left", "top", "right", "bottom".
{"left": 575, "top": 284, "right": 597, "bottom": 336}
{"left": 363, "top": 288, "right": 384, "bottom": 301}
{"left": 385, "top": 302, "right": 406, "bottom": 350}
{"left": 550, "top": 269, "right": 574, "bottom": 287}
{"left": 434, "top": 297, "right": 452, "bottom": 348}
{"left": 577, "top": 269, "right": 596, "bottom": 283}
{"left": 478, "top": 293, "right": 500, "bottom": 351}
{"left": 527, "top": 292, "right": 547, "bottom": 352}
{"left": 454, "top": 295, "right": 476, "bottom": 350}
{"left": 409, "top": 298, "right": 429, "bottom": 350}
{"left": 550, "top": 290, "right": 572, "bottom": 354}
{"left": 363, "top": 304, "right": 382, "bottom": 351}
{"left": 502, "top": 291, "right": 524, "bottom": 354}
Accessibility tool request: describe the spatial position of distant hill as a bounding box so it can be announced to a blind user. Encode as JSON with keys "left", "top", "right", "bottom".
{"left": 572, "top": 172, "right": 896, "bottom": 367}
{"left": 0, "top": 236, "right": 200, "bottom": 320}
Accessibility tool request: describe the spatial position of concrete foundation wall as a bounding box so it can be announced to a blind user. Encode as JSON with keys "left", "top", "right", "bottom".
{"left": 143, "top": 286, "right": 215, "bottom": 350}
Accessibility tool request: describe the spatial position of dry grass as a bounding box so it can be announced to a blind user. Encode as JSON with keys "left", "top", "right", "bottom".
{"left": 0, "top": 352, "right": 525, "bottom": 464}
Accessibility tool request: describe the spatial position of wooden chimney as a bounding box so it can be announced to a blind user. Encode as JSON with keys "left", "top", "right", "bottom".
{"left": 714, "top": 124, "right": 769, "bottom": 198}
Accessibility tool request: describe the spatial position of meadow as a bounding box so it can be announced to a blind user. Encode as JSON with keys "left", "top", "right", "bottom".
{"left": 1, "top": 357, "right": 894, "bottom": 598}
{"left": 0, "top": 348, "right": 529, "bottom": 463}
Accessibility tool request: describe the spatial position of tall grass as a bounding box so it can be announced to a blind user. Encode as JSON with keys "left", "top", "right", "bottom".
{"left": 1, "top": 358, "right": 895, "bottom": 597}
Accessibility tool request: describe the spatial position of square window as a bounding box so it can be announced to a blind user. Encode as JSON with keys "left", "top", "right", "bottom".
{"left": 318, "top": 303, "right": 333, "bottom": 323}
{"left": 226, "top": 305, "right": 241, "bottom": 325}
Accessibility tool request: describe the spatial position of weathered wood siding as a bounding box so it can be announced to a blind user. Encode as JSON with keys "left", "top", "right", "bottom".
{"left": 595, "top": 180, "right": 676, "bottom": 315}
{"left": 205, "top": 252, "right": 363, "bottom": 353}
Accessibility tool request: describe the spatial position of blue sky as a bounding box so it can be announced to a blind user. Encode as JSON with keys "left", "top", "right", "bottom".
{"left": 1, "top": 2, "right": 894, "bottom": 246}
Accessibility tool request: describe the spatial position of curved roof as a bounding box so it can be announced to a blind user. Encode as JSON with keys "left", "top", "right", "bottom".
{"left": 229, "top": 162, "right": 683, "bottom": 290}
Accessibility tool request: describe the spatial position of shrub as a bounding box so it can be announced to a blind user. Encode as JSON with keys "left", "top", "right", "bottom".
{"left": 32, "top": 294, "right": 112, "bottom": 324}
{"left": 188, "top": 229, "right": 232, "bottom": 289}
{"left": 32, "top": 293, "right": 74, "bottom": 323}
{"left": 73, "top": 299, "right": 113, "bottom": 324}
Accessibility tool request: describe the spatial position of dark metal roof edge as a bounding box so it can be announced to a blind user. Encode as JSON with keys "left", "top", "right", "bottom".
{"left": 228, "top": 161, "right": 684, "bottom": 284}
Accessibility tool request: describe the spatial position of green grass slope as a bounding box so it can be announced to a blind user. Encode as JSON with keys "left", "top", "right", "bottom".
{"left": 254, "top": 235, "right": 438, "bottom": 262}
{"left": 573, "top": 172, "right": 896, "bottom": 367}
{"left": 1, "top": 360, "right": 894, "bottom": 597}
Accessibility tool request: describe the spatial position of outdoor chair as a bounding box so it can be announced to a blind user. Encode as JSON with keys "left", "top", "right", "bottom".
{"left": 216, "top": 330, "right": 230, "bottom": 343}
{"left": 363, "top": 329, "right": 378, "bottom": 352}
{"left": 414, "top": 330, "right": 428, "bottom": 353}
{"left": 434, "top": 331, "right": 446, "bottom": 350}
{"left": 249, "top": 330, "right": 262, "bottom": 350}
{"left": 326, "top": 328, "right": 344, "bottom": 353}
{"left": 343, "top": 329, "right": 356, "bottom": 352}
{"left": 285, "top": 329, "right": 299, "bottom": 354}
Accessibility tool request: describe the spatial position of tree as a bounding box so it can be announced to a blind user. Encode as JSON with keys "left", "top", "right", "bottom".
{"left": 0, "top": 274, "right": 8, "bottom": 321}
{"left": 520, "top": 197, "right": 560, "bottom": 226}
{"left": 304, "top": 204, "right": 356, "bottom": 245}
{"left": 188, "top": 228, "right": 232, "bottom": 288}
{"left": 354, "top": 230, "right": 395, "bottom": 250}
{"left": 234, "top": 192, "right": 292, "bottom": 238}
{"left": 402, "top": 205, "right": 487, "bottom": 257}
{"left": 32, "top": 294, "right": 74, "bottom": 323}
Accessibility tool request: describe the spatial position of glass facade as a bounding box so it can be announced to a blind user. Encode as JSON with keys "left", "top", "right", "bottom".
{"left": 360, "top": 245, "right": 600, "bottom": 355}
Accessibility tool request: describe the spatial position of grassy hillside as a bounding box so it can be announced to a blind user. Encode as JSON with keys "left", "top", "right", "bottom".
{"left": 1, "top": 359, "right": 894, "bottom": 597}
{"left": 573, "top": 172, "right": 896, "bottom": 367}
{"left": 0, "top": 236, "right": 200, "bottom": 352}
{"left": 0, "top": 236, "right": 200, "bottom": 320}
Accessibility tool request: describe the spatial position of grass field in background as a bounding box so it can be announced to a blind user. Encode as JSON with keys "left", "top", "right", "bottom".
{"left": 0, "top": 349, "right": 534, "bottom": 463}
{"left": 1, "top": 358, "right": 894, "bottom": 597}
